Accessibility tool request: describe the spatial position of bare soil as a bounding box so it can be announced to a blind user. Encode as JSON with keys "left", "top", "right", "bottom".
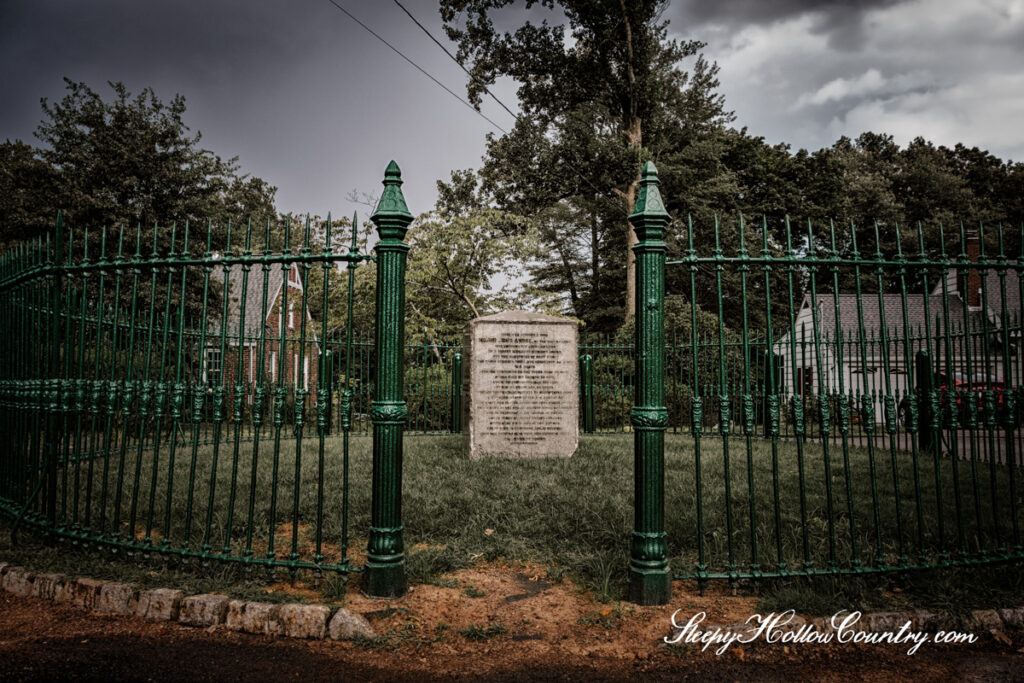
{"left": 1, "top": 563, "right": 1022, "bottom": 682}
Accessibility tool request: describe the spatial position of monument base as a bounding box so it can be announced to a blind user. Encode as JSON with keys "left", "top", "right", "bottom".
{"left": 362, "top": 561, "right": 408, "bottom": 599}
{"left": 628, "top": 564, "right": 672, "bottom": 606}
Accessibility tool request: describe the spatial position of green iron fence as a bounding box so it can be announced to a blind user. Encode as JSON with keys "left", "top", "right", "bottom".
{"left": 623, "top": 162, "right": 1024, "bottom": 603}
{"left": 664, "top": 218, "right": 1024, "bottom": 583}
{"left": 0, "top": 163, "right": 420, "bottom": 589}
{"left": 5, "top": 158, "right": 1023, "bottom": 604}
{"left": 581, "top": 324, "right": 1024, "bottom": 452}
{"left": 0, "top": 214, "right": 367, "bottom": 574}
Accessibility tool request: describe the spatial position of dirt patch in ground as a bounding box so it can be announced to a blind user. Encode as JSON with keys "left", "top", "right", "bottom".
{"left": 342, "top": 562, "right": 762, "bottom": 663}
{"left": 1, "top": 562, "right": 1022, "bottom": 681}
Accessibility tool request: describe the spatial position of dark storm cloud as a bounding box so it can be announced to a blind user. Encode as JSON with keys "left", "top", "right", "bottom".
{"left": 668, "top": 0, "right": 1024, "bottom": 163}
{"left": 1, "top": 1, "right": 320, "bottom": 133}
{"left": 0, "top": 1, "right": 509, "bottom": 215}
{"left": 671, "top": 0, "right": 905, "bottom": 27}
{"left": 669, "top": 0, "right": 910, "bottom": 49}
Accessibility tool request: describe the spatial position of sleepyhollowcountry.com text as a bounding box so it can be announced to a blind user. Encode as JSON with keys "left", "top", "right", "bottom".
{"left": 665, "top": 610, "right": 978, "bottom": 656}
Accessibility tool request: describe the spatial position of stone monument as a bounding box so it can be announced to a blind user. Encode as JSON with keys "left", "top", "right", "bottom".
{"left": 463, "top": 311, "right": 578, "bottom": 459}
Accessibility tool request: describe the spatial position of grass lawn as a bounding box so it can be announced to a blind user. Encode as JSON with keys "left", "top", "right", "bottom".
{"left": 3, "top": 432, "right": 1023, "bottom": 613}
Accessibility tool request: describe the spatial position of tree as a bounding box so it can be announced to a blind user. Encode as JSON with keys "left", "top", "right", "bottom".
{"left": 441, "top": 0, "right": 732, "bottom": 323}
{"left": 406, "top": 206, "right": 538, "bottom": 339}
{"left": 0, "top": 79, "right": 281, "bottom": 319}
{"left": 0, "top": 140, "right": 58, "bottom": 249}
{"left": 32, "top": 79, "right": 277, "bottom": 237}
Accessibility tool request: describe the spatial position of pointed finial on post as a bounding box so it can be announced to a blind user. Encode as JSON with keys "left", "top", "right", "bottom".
{"left": 629, "top": 161, "right": 669, "bottom": 242}
{"left": 371, "top": 161, "right": 413, "bottom": 240}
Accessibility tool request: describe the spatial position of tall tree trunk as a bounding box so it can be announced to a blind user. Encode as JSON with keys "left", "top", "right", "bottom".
{"left": 624, "top": 154, "right": 640, "bottom": 320}
{"left": 620, "top": 1, "right": 641, "bottom": 321}
{"left": 590, "top": 202, "right": 600, "bottom": 307}
{"left": 558, "top": 242, "right": 579, "bottom": 311}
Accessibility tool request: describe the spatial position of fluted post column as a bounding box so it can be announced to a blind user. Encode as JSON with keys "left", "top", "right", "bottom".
{"left": 364, "top": 161, "right": 411, "bottom": 597}
{"left": 628, "top": 162, "right": 671, "bottom": 605}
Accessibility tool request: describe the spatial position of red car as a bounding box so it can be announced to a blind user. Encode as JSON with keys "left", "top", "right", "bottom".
{"left": 899, "top": 371, "right": 1008, "bottom": 428}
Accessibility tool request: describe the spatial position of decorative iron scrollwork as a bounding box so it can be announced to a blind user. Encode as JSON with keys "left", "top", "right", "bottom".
{"left": 370, "top": 401, "right": 407, "bottom": 425}
{"left": 630, "top": 406, "right": 668, "bottom": 430}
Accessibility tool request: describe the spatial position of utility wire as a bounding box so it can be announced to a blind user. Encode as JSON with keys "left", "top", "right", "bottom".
{"left": 392, "top": 0, "right": 519, "bottom": 122}
{"left": 324, "top": 0, "right": 507, "bottom": 134}
{"left": 390, "top": 0, "right": 633, "bottom": 221}
{"left": 329, "top": 0, "right": 630, "bottom": 221}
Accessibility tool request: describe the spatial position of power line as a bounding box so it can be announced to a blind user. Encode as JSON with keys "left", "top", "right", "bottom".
{"left": 324, "top": 0, "right": 507, "bottom": 134}
{"left": 392, "top": 0, "right": 519, "bottom": 122}
{"left": 391, "top": 1, "right": 633, "bottom": 221}
{"left": 329, "top": 0, "right": 631, "bottom": 222}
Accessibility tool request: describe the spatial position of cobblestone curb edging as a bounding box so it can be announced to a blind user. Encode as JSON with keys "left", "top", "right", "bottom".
{"left": 4, "top": 560, "right": 1020, "bottom": 646}
{"left": 0, "top": 562, "right": 375, "bottom": 642}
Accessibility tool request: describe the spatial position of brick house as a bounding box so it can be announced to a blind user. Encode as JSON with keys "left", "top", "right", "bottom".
{"left": 203, "top": 260, "right": 321, "bottom": 400}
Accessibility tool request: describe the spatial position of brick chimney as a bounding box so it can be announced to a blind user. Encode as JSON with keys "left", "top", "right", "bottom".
{"left": 965, "top": 231, "right": 982, "bottom": 307}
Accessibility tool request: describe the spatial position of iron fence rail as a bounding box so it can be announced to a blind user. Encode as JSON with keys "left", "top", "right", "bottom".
{"left": 0, "top": 162, "right": 420, "bottom": 598}
{"left": 0, "top": 212, "right": 371, "bottom": 574}
{"left": 4, "top": 170, "right": 1024, "bottom": 600}
{"left": 659, "top": 216, "right": 1024, "bottom": 584}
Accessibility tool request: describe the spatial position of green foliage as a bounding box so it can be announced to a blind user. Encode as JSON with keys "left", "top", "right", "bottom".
{"left": 8, "top": 435, "right": 1024, "bottom": 610}
{"left": 462, "top": 583, "right": 486, "bottom": 598}
{"left": 582, "top": 296, "right": 747, "bottom": 431}
{"left": 405, "top": 359, "right": 458, "bottom": 433}
{"left": 405, "top": 545, "right": 473, "bottom": 584}
{"left": 302, "top": 214, "right": 377, "bottom": 338}
{"left": 0, "top": 139, "right": 58, "bottom": 249}
{"left": 577, "top": 603, "right": 630, "bottom": 628}
{"left": 457, "top": 623, "right": 508, "bottom": 640}
{"left": 440, "top": 0, "right": 733, "bottom": 330}
{"left": 406, "top": 207, "right": 538, "bottom": 336}
{"left": 2, "top": 79, "right": 283, "bottom": 324}
{"left": 320, "top": 573, "right": 349, "bottom": 603}
{"left": 32, "top": 79, "right": 277, "bottom": 235}
{"left": 438, "top": 4, "right": 1024, "bottom": 335}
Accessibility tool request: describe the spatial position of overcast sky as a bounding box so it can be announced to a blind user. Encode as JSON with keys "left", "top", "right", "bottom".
{"left": 2, "top": 0, "right": 1022, "bottom": 220}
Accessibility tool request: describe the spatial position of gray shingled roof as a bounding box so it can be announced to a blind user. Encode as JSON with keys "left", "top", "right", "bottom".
{"left": 780, "top": 292, "right": 985, "bottom": 345}
{"left": 223, "top": 263, "right": 286, "bottom": 338}
{"left": 815, "top": 293, "right": 975, "bottom": 339}
{"left": 935, "top": 266, "right": 1021, "bottom": 322}
{"left": 985, "top": 269, "right": 1023, "bottom": 321}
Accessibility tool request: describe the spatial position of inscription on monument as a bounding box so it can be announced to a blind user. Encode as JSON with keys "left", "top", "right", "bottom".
{"left": 464, "top": 311, "right": 578, "bottom": 459}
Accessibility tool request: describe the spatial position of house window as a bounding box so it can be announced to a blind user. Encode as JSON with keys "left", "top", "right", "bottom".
{"left": 205, "top": 348, "right": 222, "bottom": 386}
{"left": 288, "top": 302, "right": 294, "bottom": 330}
{"left": 270, "top": 351, "right": 277, "bottom": 383}
{"left": 304, "top": 356, "right": 310, "bottom": 391}
{"left": 795, "top": 367, "right": 813, "bottom": 396}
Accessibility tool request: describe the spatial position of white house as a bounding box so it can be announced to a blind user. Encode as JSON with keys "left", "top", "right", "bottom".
{"left": 773, "top": 245, "right": 1021, "bottom": 420}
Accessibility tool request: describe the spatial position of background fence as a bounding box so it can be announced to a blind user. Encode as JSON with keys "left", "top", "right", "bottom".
{"left": 655, "top": 215, "right": 1024, "bottom": 583}
{"left": 0, "top": 213, "right": 372, "bottom": 574}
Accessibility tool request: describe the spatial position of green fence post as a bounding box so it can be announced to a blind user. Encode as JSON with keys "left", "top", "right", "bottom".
{"left": 915, "top": 350, "right": 933, "bottom": 452}
{"left": 628, "top": 162, "right": 671, "bottom": 605}
{"left": 450, "top": 352, "right": 462, "bottom": 434}
{"left": 365, "top": 161, "right": 412, "bottom": 598}
{"left": 45, "top": 212, "right": 64, "bottom": 533}
{"left": 580, "top": 354, "right": 595, "bottom": 434}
